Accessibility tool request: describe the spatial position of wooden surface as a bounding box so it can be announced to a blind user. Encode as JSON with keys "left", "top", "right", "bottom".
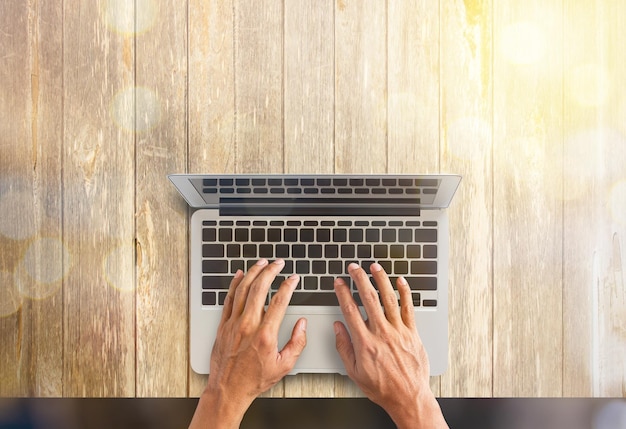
{"left": 1, "top": 0, "right": 624, "bottom": 398}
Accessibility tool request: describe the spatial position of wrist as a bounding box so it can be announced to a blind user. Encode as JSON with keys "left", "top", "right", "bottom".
{"left": 387, "top": 390, "right": 448, "bottom": 429}
{"left": 189, "top": 387, "right": 252, "bottom": 429}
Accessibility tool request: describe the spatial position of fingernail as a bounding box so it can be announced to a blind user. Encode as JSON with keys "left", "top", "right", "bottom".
{"left": 256, "top": 259, "right": 268, "bottom": 266}
{"left": 289, "top": 273, "right": 300, "bottom": 282}
{"left": 371, "top": 263, "right": 382, "bottom": 272}
{"left": 334, "top": 277, "right": 346, "bottom": 285}
{"left": 348, "top": 263, "right": 359, "bottom": 272}
{"left": 299, "top": 318, "right": 307, "bottom": 332}
{"left": 333, "top": 322, "right": 341, "bottom": 335}
{"left": 274, "top": 258, "right": 285, "bottom": 265}
{"left": 398, "top": 276, "right": 408, "bottom": 285}
{"left": 234, "top": 269, "right": 243, "bottom": 278}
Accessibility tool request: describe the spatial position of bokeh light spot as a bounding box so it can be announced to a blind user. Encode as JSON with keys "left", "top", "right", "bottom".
{"left": 500, "top": 21, "right": 546, "bottom": 65}
{"left": 567, "top": 64, "right": 610, "bottom": 107}
{"left": 0, "top": 271, "right": 22, "bottom": 317}
{"left": 103, "top": 0, "right": 157, "bottom": 35}
{"left": 111, "top": 86, "right": 162, "bottom": 132}
{"left": 103, "top": 244, "right": 135, "bottom": 292}
{"left": 16, "top": 237, "right": 69, "bottom": 299}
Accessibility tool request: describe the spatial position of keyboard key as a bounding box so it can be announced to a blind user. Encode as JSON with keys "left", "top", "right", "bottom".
{"left": 350, "top": 178, "right": 364, "bottom": 186}
{"left": 236, "top": 188, "right": 251, "bottom": 193}
{"left": 203, "top": 187, "right": 217, "bottom": 194}
{"left": 379, "top": 260, "right": 392, "bottom": 273}
{"left": 407, "top": 245, "right": 421, "bottom": 258}
{"left": 236, "top": 220, "right": 250, "bottom": 226}
{"left": 308, "top": 244, "right": 323, "bottom": 258}
{"left": 270, "top": 188, "right": 285, "bottom": 194}
{"left": 203, "top": 179, "right": 218, "bottom": 186}
{"left": 334, "top": 179, "right": 348, "bottom": 186}
{"left": 415, "top": 229, "right": 437, "bottom": 242}
{"left": 406, "top": 221, "right": 420, "bottom": 226}
{"left": 251, "top": 229, "right": 265, "bottom": 242}
{"left": 271, "top": 276, "right": 286, "bottom": 290}
{"left": 328, "top": 260, "right": 343, "bottom": 274}
{"left": 287, "top": 221, "right": 301, "bottom": 226}
{"left": 202, "top": 275, "right": 232, "bottom": 289}
{"left": 410, "top": 261, "right": 437, "bottom": 275}
{"left": 203, "top": 260, "right": 228, "bottom": 273}
{"left": 300, "top": 229, "right": 315, "bottom": 242}
{"left": 321, "top": 188, "right": 336, "bottom": 194}
{"left": 304, "top": 188, "right": 318, "bottom": 194}
{"left": 394, "top": 261, "right": 409, "bottom": 275}
{"left": 218, "top": 291, "right": 228, "bottom": 305}
{"left": 389, "top": 221, "right": 403, "bottom": 226}
{"left": 303, "top": 220, "right": 318, "bottom": 226}
{"left": 219, "top": 220, "right": 233, "bottom": 226}
{"left": 366, "top": 178, "right": 380, "bottom": 186}
{"left": 246, "top": 260, "right": 256, "bottom": 270}
{"left": 405, "top": 277, "right": 437, "bottom": 290}
{"left": 203, "top": 244, "right": 224, "bottom": 258}
{"left": 399, "top": 178, "right": 413, "bottom": 186}
{"left": 398, "top": 229, "right": 413, "bottom": 242}
{"left": 251, "top": 178, "right": 266, "bottom": 186}
{"left": 227, "top": 244, "right": 240, "bottom": 257}
{"left": 243, "top": 244, "right": 256, "bottom": 258}
{"left": 304, "top": 277, "right": 318, "bottom": 290}
{"left": 301, "top": 179, "right": 315, "bottom": 186}
{"left": 202, "top": 291, "right": 216, "bottom": 306}
{"left": 349, "top": 229, "right": 364, "bottom": 242}
{"left": 362, "top": 261, "right": 375, "bottom": 274}
{"left": 389, "top": 188, "right": 403, "bottom": 194}
{"left": 235, "top": 228, "right": 248, "bottom": 241}
{"left": 259, "top": 244, "right": 273, "bottom": 258}
{"left": 423, "top": 299, "right": 437, "bottom": 307}
{"left": 253, "top": 220, "right": 268, "bottom": 226}
{"left": 412, "top": 293, "right": 421, "bottom": 306}
{"left": 390, "top": 245, "right": 404, "bottom": 258}
{"left": 268, "top": 179, "right": 282, "bottom": 186}
{"left": 292, "top": 245, "right": 306, "bottom": 258}
{"left": 341, "top": 245, "right": 355, "bottom": 258}
{"left": 325, "top": 245, "right": 339, "bottom": 258}
{"left": 373, "top": 245, "right": 388, "bottom": 258}
{"left": 382, "top": 179, "right": 396, "bottom": 186}
{"left": 423, "top": 245, "right": 437, "bottom": 258}
{"left": 423, "top": 221, "right": 438, "bottom": 227}
{"left": 365, "top": 229, "right": 380, "bottom": 242}
{"left": 312, "top": 260, "right": 326, "bottom": 274}
{"left": 270, "top": 220, "right": 284, "bottom": 226}
{"left": 267, "top": 229, "right": 282, "bottom": 242}
{"left": 357, "top": 245, "right": 371, "bottom": 258}
{"left": 333, "top": 229, "right": 347, "bottom": 242}
{"left": 284, "top": 229, "right": 298, "bottom": 242}
{"left": 287, "top": 188, "right": 302, "bottom": 194}
{"left": 285, "top": 179, "right": 298, "bottom": 186}
{"left": 317, "top": 178, "right": 331, "bottom": 186}
{"left": 276, "top": 244, "right": 289, "bottom": 258}
{"left": 320, "top": 276, "right": 335, "bottom": 290}
{"left": 289, "top": 292, "right": 339, "bottom": 306}
{"left": 219, "top": 228, "right": 233, "bottom": 241}
{"left": 338, "top": 221, "right": 352, "bottom": 226}
{"left": 317, "top": 229, "right": 331, "bottom": 242}
{"left": 203, "top": 228, "right": 217, "bottom": 242}
{"left": 231, "top": 260, "right": 244, "bottom": 273}
{"left": 219, "top": 178, "right": 233, "bottom": 186}
{"left": 253, "top": 188, "right": 268, "bottom": 194}
{"left": 221, "top": 188, "right": 234, "bottom": 194}
{"left": 381, "top": 229, "right": 396, "bottom": 242}
{"left": 296, "top": 260, "right": 310, "bottom": 274}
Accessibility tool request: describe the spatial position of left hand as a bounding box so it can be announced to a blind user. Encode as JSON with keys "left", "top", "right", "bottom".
{"left": 191, "top": 259, "right": 307, "bottom": 429}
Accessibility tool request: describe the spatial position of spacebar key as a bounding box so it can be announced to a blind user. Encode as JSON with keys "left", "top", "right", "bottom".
{"left": 289, "top": 292, "right": 338, "bottom": 306}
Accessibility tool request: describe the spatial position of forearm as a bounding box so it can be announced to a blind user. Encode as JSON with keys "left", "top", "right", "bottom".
{"left": 188, "top": 388, "right": 251, "bottom": 429}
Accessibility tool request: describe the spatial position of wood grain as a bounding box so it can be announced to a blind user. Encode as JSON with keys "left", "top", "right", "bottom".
{"left": 62, "top": 0, "right": 136, "bottom": 396}
{"left": 0, "top": 0, "right": 63, "bottom": 396}
{"left": 563, "top": 0, "right": 626, "bottom": 396}
{"left": 283, "top": 0, "right": 336, "bottom": 397}
{"left": 492, "top": 0, "right": 563, "bottom": 396}
{"left": 440, "top": 0, "right": 493, "bottom": 397}
{"left": 135, "top": 0, "right": 188, "bottom": 397}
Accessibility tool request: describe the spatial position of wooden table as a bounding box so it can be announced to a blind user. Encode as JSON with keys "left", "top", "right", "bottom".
{"left": 1, "top": 0, "right": 624, "bottom": 397}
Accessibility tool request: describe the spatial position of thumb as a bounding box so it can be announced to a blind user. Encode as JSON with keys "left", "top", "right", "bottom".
{"left": 334, "top": 321, "right": 356, "bottom": 373}
{"left": 278, "top": 318, "right": 307, "bottom": 370}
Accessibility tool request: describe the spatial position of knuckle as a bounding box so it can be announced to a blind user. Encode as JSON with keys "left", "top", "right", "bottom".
{"left": 341, "top": 300, "right": 360, "bottom": 316}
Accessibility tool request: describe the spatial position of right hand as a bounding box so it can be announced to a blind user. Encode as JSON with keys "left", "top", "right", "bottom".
{"left": 333, "top": 262, "right": 448, "bottom": 429}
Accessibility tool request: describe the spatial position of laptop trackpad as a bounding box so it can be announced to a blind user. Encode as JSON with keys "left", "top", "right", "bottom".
{"left": 277, "top": 314, "right": 347, "bottom": 375}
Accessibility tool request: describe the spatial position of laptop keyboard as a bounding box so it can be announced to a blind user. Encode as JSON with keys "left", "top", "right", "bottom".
{"left": 200, "top": 218, "right": 438, "bottom": 308}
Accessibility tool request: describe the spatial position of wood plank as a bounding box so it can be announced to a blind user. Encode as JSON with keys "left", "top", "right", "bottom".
{"left": 333, "top": 0, "right": 386, "bottom": 398}
{"left": 0, "top": 0, "right": 63, "bottom": 396}
{"left": 135, "top": 0, "right": 188, "bottom": 396}
{"left": 563, "top": 0, "right": 626, "bottom": 396}
{"left": 492, "top": 0, "right": 563, "bottom": 396}
{"left": 387, "top": 0, "right": 442, "bottom": 397}
{"left": 234, "top": 0, "right": 285, "bottom": 398}
{"left": 439, "top": 0, "right": 494, "bottom": 397}
{"left": 187, "top": 0, "right": 237, "bottom": 396}
{"left": 282, "top": 0, "right": 335, "bottom": 397}
{"left": 62, "top": 0, "right": 135, "bottom": 396}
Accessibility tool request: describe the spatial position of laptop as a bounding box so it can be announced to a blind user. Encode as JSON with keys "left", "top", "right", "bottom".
{"left": 169, "top": 174, "right": 461, "bottom": 376}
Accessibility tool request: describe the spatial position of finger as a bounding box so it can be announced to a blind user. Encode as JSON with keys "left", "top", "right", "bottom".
{"left": 370, "top": 263, "right": 401, "bottom": 325}
{"left": 348, "top": 263, "right": 385, "bottom": 325}
{"left": 244, "top": 259, "right": 286, "bottom": 315}
{"left": 232, "top": 259, "right": 269, "bottom": 316}
{"left": 333, "top": 321, "right": 356, "bottom": 375}
{"left": 334, "top": 277, "right": 367, "bottom": 336}
{"left": 397, "top": 276, "right": 416, "bottom": 329}
{"left": 263, "top": 274, "right": 300, "bottom": 333}
{"left": 221, "top": 269, "right": 244, "bottom": 322}
{"left": 277, "top": 318, "right": 307, "bottom": 372}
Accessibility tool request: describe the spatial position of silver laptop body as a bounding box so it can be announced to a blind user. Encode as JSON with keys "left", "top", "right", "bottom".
{"left": 169, "top": 174, "right": 461, "bottom": 376}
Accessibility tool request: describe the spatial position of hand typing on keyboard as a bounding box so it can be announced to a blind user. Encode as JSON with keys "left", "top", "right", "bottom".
{"left": 189, "top": 259, "right": 448, "bottom": 429}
